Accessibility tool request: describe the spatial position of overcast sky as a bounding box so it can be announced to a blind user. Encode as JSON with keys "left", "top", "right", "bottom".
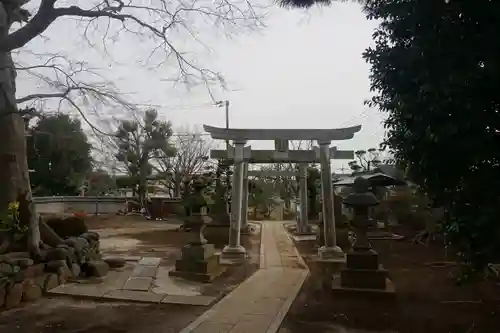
{"left": 17, "top": 1, "right": 383, "bottom": 172}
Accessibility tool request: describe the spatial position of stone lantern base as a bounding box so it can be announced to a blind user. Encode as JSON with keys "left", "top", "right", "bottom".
{"left": 332, "top": 249, "right": 395, "bottom": 297}
{"left": 169, "top": 243, "right": 224, "bottom": 282}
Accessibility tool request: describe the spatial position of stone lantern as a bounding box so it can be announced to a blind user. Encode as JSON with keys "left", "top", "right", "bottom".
{"left": 338, "top": 177, "right": 392, "bottom": 291}
{"left": 170, "top": 177, "right": 224, "bottom": 282}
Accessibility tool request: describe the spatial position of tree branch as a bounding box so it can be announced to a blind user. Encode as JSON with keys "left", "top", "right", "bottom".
{"left": 0, "top": 0, "right": 59, "bottom": 52}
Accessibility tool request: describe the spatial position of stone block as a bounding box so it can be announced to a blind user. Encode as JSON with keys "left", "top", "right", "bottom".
{"left": 169, "top": 268, "right": 222, "bottom": 283}
{"left": 46, "top": 260, "right": 66, "bottom": 272}
{"left": 5, "top": 283, "right": 23, "bottom": 309}
{"left": 43, "top": 274, "right": 60, "bottom": 292}
{"left": 104, "top": 257, "right": 126, "bottom": 269}
{"left": 71, "top": 263, "right": 81, "bottom": 278}
{"left": 0, "top": 262, "right": 16, "bottom": 277}
{"left": 340, "top": 267, "right": 388, "bottom": 290}
{"left": 0, "top": 281, "right": 6, "bottom": 307}
{"left": 331, "top": 275, "right": 395, "bottom": 300}
{"left": 131, "top": 265, "right": 158, "bottom": 278}
{"left": 57, "top": 264, "right": 73, "bottom": 284}
{"left": 314, "top": 257, "right": 346, "bottom": 274}
{"left": 219, "top": 246, "right": 247, "bottom": 265}
{"left": 181, "top": 244, "right": 216, "bottom": 261}
{"left": 345, "top": 250, "right": 379, "bottom": 270}
{"left": 170, "top": 255, "right": 223, "bottom": 282}
{"left": 46, "top": 247, "right": 68, "bottom": 261}
{"left": 174, "top": 255, "right": 218, "bottom": 274}
{"left": 1, "top": 252, "right": 30, "bottom": 260}
{"left": 83, "top": 260, "right": 109, "bottom": 277}
{"left": 22, "top": 280, "right": 43, "bottom": 302}
{"left": 11, "top": 258, "right": 34, "bottom": 269}
{"left": 23, "top": 263, "right": 45, "bottom": 278}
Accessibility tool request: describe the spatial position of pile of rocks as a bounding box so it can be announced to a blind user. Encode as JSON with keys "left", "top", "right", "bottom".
{"left": 44, "top": 231, "right": 109, "bottom": 279}
{"left": 1, "top": 231, "right": 109, "bottom": 311}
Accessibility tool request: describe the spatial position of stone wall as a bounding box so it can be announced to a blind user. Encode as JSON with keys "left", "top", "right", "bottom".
{"left": 34, "top": 196, "right": 184, "bottom": 217}
{"left": 1, "top": 231, "right": 107, "bottom": 311}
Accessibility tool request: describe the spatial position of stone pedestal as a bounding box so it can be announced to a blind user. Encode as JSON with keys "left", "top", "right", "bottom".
{"left": 170, "top": 243, "right": 223, "bottom": 282}
{"left": 340, "top": 249, "right": 388, "bottom": 289}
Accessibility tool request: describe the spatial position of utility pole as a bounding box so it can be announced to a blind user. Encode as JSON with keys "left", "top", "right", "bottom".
{"left": 215, "top": 100, "right": 230, "bottom": 149}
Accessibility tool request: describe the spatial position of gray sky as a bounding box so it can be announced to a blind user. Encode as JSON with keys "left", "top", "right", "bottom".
{"left": 17, "top": 2, "right": 383, "bottom": 172}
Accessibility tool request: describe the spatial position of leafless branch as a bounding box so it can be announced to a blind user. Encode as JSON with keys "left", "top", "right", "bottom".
{"left": 154, "top": 126, "right": 213, "bottom": 196}
{"left": 5, "top": 0, "right": 266, "bottom": 86}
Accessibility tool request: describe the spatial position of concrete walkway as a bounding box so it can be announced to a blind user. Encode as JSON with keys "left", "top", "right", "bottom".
{"left": 180, "top": 221, "right": 309, "bottom": 333}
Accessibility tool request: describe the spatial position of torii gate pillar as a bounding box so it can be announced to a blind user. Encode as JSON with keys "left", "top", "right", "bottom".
{"left": 220, "top": 140, "right": 247, "bottom": 264}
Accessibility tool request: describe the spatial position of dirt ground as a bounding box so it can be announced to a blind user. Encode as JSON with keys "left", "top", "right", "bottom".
{"left": 0, "top": 215, "right": 261, "bottom": 333}
{"left": 281, "top": 226, "right": 500, "bottom": 333}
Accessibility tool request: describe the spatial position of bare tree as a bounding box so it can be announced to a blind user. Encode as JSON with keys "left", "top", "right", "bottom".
{"left": 155, "top": 128, "right": 213, "bottom": 197}
{"left": 0, "top": 0, "right": 263, "bottom": 255}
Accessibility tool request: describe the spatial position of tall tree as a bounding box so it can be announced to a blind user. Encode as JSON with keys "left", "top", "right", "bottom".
{"left": 114, "top": 109, "right": 176, "bottom": 207}
{"left": 27, "top": 113, "right": 92, "bottom": 196}
{"left": 362, "top": 0, "right": 500, "bottom": 275}
{"left": 0, "top": 0, "right": 262, "bottom": 256}
{"left": 348, "top": 148, "right": 383, "bottom": 174}
{"left": 84, "top": 169, "right": 117, "bottom": 196}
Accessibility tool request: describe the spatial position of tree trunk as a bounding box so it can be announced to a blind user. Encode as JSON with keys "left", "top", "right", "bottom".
{"left": 0, "top": 113, "right": 41, "bottom": 257}
{"left": 173, "top": 174, "right": 181, "bottom": 198}
{"left": 138, "top": 156, "right": 148, "bottom": 210}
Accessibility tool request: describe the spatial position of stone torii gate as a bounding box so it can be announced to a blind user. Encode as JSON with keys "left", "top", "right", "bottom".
{"left": 205, "top": 125, "right": 362, "bottom": 264}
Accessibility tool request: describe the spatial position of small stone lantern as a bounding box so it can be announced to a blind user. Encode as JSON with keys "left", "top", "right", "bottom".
{"left": 182, "top": 178, "right": 211, "bottom": 245}
{"left": 344, "top": 177, "right": 379, "bottom": 252}
{"left": 170, "top": 177, "right": 224, "bottom": 282}
{"left": 339, "top": 177, "right": 391, "bottom": 291}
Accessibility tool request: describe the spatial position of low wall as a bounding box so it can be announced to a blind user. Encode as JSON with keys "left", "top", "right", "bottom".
{"left": 34, "top": 196, "right": 127, "bottom": 215}
{"left": 33, "top": 196, "right": 184, "bottom": 217}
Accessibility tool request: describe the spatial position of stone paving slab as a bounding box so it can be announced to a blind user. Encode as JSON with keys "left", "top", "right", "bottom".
{"left": 48, "top": 284, "right": 107, "bottom": 298}
{"left": 161, "top": 294, "right": 216, "bottom": 306}
{"left": 290, "top": 234, "right": 316, "bottom": 242}
{"left": 103, "top": 290, "right": 164, "bottom": 303}
{"left": 131, "top": 265, "right": 158, "bottom": 278}
{"left": 123, "top": 256, "right": 142, "bottom": 262}
{"left": 122, "top": 277, "right": 153, "bottom": 291}
{"left": 179, "top": 221, "right": 309, "bottom": 333}
{"left": 138, "top": 257, "right": 162, "bottom": 266}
